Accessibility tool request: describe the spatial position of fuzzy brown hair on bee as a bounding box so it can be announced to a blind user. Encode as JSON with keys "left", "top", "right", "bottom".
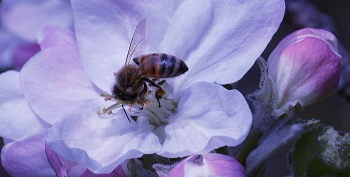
{"left": 111, "top": 19, "right": 188, "bottom": 121}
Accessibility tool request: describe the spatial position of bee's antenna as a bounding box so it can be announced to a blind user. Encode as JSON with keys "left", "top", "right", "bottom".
{"left": 122, "top": 104, "right": 131, "bottom": 123}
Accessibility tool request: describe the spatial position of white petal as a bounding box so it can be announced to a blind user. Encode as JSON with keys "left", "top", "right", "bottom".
{"left": 158, "top": 82, "right": 252, "bottom": 157}
{"left": 45, "top": 101, "right": 162, "bottom": 174}
{"left": 19, "top": 27, "right": 99, "bottom": 124}
{"left": 37, "top": 25, "right": 76, "bottom": 50}
{"left": 71, "top": 0, "right": 177, "bottom": 92}
{"left": 162, "top": 0, "right": 285, "bottom": 92}
{"left": 0, "top": 70, "right": 48, "bottom": 140}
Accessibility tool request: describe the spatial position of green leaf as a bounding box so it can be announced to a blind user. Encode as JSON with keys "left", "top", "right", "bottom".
{"left": 290, "top": 126, "right": 350, "bottom": 177}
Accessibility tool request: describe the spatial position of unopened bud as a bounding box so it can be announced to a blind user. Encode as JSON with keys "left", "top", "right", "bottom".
{"left": 165, "top": 153, "right": 244, "bottom": 177}
{"left": 267, "top": 28, "right": 341, "bottom": 108}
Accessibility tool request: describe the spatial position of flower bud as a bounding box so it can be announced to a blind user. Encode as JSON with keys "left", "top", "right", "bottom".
{"left": 166, "top": 153, "right": 245, "bottom": 177}
{"left": 267, "top": 28, "right": 341, "bottom": 107}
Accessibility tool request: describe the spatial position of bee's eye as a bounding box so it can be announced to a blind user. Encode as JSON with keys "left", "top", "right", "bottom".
{"left": 117, "top": 92, "right": 128, "bottom": 100}
{"left": 117, "top": 92, "right": 137, "bottom": 101}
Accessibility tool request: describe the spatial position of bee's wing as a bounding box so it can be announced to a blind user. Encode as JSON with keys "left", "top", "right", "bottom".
{"left": 125, "top": 19, "right": 147, "bottom": 65}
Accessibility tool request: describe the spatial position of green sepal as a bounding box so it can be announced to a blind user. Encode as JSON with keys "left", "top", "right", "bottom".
{"left": 290, "top": 125, "right": 350, "bottom": 177}
{"left": 152, "top": 162, "right": 178, "bottom": 177}
{"left": 244, "top": 119, "right": 319, "bottom": 177}
{"left": 127, "top": 159, "right": 158, "bottom": 177}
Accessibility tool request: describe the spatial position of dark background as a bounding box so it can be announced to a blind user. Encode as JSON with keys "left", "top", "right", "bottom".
{"left": 1, "top": 0, "right": 349, "bottom": 176}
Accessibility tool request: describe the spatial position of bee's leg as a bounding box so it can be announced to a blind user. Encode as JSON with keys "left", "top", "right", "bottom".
{"left": 155, "top": 93, "right": 162, "bottom": 107}
{"left": 138, "top": 83, "right": 148, "bottom": 110}
{"left": 143, "top": 78, "right": 166, "bottom": 107}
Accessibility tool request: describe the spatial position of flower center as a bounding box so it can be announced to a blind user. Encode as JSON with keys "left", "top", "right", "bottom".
{"left": 98, "top": 81, "right": 178, "bottom": 127}
{"left": 136, "top": 96, "right": 177, "bottom": 126}
{"left": 131, "top": 81, "right": 178, "bottom": 127}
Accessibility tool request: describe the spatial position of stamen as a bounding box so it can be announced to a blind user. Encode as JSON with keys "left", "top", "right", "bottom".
{"left": 97, "top": 81, "right": 177, "bottom": 127}
{"left": 100, "top": 93, "right": 115, "bottom": 98}
{"left": 105, "top": 102, "right": 122, "bottom": 111}
{"left": 143, "top": 102, "right": 148, "bottom": 108}
{"left": 97, "top": 108, "right": 107, "bottom": 115}
{"left": 97, "top": 102, "right": 122, "bottom": 115}
{"left": 104, "top": 97, "right": 112, "bottom": 101}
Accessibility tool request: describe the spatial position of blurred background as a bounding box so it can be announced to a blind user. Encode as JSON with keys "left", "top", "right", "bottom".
{"left": 0, "top": 0, "right": 349, "bottom": 176}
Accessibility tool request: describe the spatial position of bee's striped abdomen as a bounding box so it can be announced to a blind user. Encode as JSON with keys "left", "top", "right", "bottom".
{"left": 135, "top": 53, "right": 188, "bottom": 78}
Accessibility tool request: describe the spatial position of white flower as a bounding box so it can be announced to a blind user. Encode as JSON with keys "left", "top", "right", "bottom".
{"left": 10, "top": 0, "right": 285, "bottom": 174}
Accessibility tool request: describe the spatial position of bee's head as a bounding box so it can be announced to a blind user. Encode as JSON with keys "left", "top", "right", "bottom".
{"left": 113, "top": 85, "right": 138, "bottom": 101}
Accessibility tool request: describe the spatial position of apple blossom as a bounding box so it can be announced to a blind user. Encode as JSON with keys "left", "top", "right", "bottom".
{"left": 164, "top": 153, "right": 245, "bottom": 177}
{"left": 267, "top": 28, "right": 341, "bottom": 108}
{"left": 1, "top": 0, "right": 286, "bottom": 175}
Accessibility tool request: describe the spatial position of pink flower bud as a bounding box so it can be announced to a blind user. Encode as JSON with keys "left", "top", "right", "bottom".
{"left": 267, "top": 28, "right": 341, "bottom": 107}
{"left": 167, "top": 153, "right": 245, "bottom": 177}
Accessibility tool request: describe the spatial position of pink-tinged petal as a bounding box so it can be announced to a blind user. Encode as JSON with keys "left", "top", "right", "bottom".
{"left": 80, "top": 166, "right": 126, "bottom": 177}
{"left": 268, "top": 28, "right": 340, "bottom": 84}
{"left": 45, "top": 101, "right": 162, "bottom": 174}
{"left": 267, "top": 28, "right": 341, "bottom": 107}
{"left": 12, "top": 43, "right": 41, "bottom": 70}
{"left": 19, "top": 26, "right": 100, "bottom": 124}
{"left": 1, "top": 131, "right": 56, "bottom": 177}
{"left": 158, "top": 82, "right": 252, "bottom": 157}
{"left": 167, "top": 153, "right": 245, "bottom": 177}
{"left": 37, "top": 25, "right": 77, "bottom": 50}
{"left": 1, "top": 0, "right": 73, "bottom": 41}
{"left": 71, "top": 0, "right": 177, "bottom": 92}
{"left": 45, "top": 144, "right": 87, "bottom": 177}
{"left": 268, "top": 28, "right": 339, "bottom": 66}
{"left": 0, "top": 70, "right": 48, "bottom": 140}
{"left": 202, "top": 153, "right": 245, "bottom": 177}
{"left": 162, "top": 0, "right": 285, "bottom": 93}
{"left": 45, "top": 145, "right": 69, "bottom": 177}
{"left": 166, "top": 155, "right": 198, "bottom": 177}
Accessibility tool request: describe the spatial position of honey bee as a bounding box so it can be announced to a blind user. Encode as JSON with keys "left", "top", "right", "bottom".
{"left": 111, "top": 19, "right": 188, "bottom": 119}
